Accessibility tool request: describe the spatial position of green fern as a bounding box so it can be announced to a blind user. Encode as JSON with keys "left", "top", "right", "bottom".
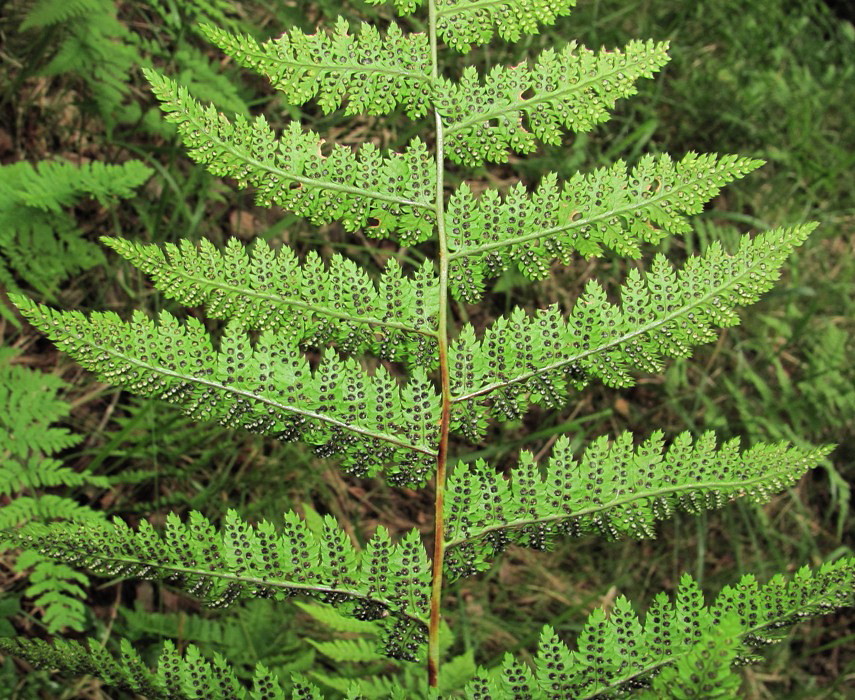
{"left": 4, "top": 0, "right": 852, "bottom": 695}
{"left": 439, "top": 40, "right": 669, "bottom": 165}
{"left": 101, "top": 236, "right": 439, "bottom": 366}
{"left": 143, "top": 69, "right": 436, "bottom": 244}
{"left": 443, "top": 432, "right": 833, "bottom": 578}
{"left": 200, "top": 20, "right": 433, "bottom": 117}
{"left": 0, "top": 160, "right": 151, "bottom": 302}
{"left": 464, "top": 558, "right": 855, "bottom": 697}
{"left": 0, "top": 357, "right": 108, "bottom": 633}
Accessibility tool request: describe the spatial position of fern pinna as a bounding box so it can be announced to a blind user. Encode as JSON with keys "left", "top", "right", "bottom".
{"left": 3, "top": 0, "right": 853, "bottom": 696}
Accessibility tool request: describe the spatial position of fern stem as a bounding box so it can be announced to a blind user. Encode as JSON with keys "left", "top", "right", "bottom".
{"left": 427, "top": 0, "right": 451, "bottom": 687}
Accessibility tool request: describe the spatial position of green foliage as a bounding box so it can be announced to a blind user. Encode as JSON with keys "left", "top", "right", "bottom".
{"left": 0, "top": 159, "right": 151, "bottom": 302}
{"left": 201, "top": 20, "right": 433, "bottom": 117}
{"left": 0, "top": 635, "right": 304, "bottom": 699}
{"left": 444, "top": 432, "right": 833, "bottom": 577}
{"left": 144, "top": 69, "right": 436, "bottom": 245}
{"left": 19, "top": 0, "right": 141, "bottom": 124}
{"left": 446, "top": 153, "right": 763, "bottom": 300}
{"left": 439, "top": 40, "right": 669, "bottom": 165}
{"left": 3, "top": 0, "right": 851, "bottom": 695}
{"left": 5, "top": 508, "right": 431, "bottom": 660}
{"left": 12, "top": 294, "right": 441, "bottom": 487}
{"left": 0, "top": 356, "right": 108, "bottom": 632}
{"left": 102, "top": 236, "right": 439, "bottom": 367}
{"left": 465, "top": 559, "right": 855, "bottom": 697}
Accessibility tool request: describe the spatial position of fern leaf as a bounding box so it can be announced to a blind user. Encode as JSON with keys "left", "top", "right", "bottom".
{"left": 440, "top": 40, "right": 669, "bottom": 165}
{"left": 0, "top": 495, "right": 103, "bottom": 531}
{"left": 19, "top": 0, "right": 105, "bottom": 30}
{"left": 373, "top": 0, "right": 577, "bottom": 53}
{"left": 449, "top": 224, "right": 815, "bottom": 438}
{"left": 446, "top": 153, "right": 764, "bottom": 301}
{"left": 0, "top": 456, "right": 109, "bottom": 496}
{"left": 102, "top": 236, "right": 439, "bottom": 366}
{"left": 16, "top": 552, "right": 89, "bottom": 633}
{"left": 5, "top": 509, "right": 430, "bottom": 654}
{"left": 0, "top": 636, "right": 291, "bottom": 699}
{"left": 200, "top": 19, "right": 433, "bottom": 117}
{"left": 444, "top": 431, "right": 832, "bottom": 578}
{"left": 464, "top": 559, "right": 855, "bottom": 697}
{"left": 12, "top": 297, "right": 440, "bottom": 486}
{"left": 307, "top": 638, "right": 382, "bottom": 663}
{"left": 4, "top": 160, "right": 152, "bottom": 213}
{"left": 144, "top": 69, "right": 435, "bottom": 245}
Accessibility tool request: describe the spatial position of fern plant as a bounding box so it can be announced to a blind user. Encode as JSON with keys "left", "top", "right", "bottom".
{"left": 3, "top": 0, "right": 853, "bottom": 696}
{"left": 0, "top": 159, "right": 151, "bottom": 314}
{"left": 0, "top": 350, "right": 109, "bottom": 633}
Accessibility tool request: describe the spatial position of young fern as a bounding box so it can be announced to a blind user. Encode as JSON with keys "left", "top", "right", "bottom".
{"left": 5, "top": 0, "right": 852, "bottom": 696}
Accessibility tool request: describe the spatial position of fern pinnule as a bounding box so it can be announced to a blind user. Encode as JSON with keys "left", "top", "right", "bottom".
{"left": 446, "top": 153, "right": 765, "bottom": 301}
{"left": 12, "top": 294, "right": 440, "bottom": 486}
{"left": 465, "top": 559, "right": 855, "bottom": 697}
{"left": 397, "top": 0, "right": 577, "bottom": 53}
{"left": 449, "top": 224, "right": 816, "bottom": 439}
{"left": 5, "top": 509, "right": 431, "bottom": 655}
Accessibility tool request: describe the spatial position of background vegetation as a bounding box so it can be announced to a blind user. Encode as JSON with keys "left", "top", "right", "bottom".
{"left": 0, "top": 0, "right": 852, "bottom": 696}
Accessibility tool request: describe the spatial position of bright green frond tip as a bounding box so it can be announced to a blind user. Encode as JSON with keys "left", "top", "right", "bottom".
{"left": 368, "top": 0, "right": 577, "bottom": 53}
{"left": 444, "top": 431, "right": 833, "bottom": 578}
{"left": 465, "top": 558, "right": 855, "bottom": 698}
{"left": 200, "top": 20, "right": 432, "bottom": 117}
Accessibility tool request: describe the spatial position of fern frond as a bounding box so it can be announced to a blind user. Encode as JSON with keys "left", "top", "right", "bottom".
{"left": 429, "top": 0, "right": 577, "bottom": 54}
{"left": 0, "top": 495, "right": 104, "bottom": 531}
{"left": 0, "top": 457, "right": 109, "bottom": 496}
{"left": 440, "top": 41, "right": 669, "bottom": 165}
{"left": 15, "top": 551, "right": 89, "bottom": 633}
{"left": 1, "top": 160, "right": 152, "bottom": 213}
{"left": 144, "top": 70, "right": 435, "bottom": 245}
{"left": 0, "top": 362, "right": 79, "bottom": 458}
{"left": 0, "top": 636, "right": 294, "bottom": 699}
{"left": 5, "top": 509, "right": 430, "bottom": 655}
{"left": 12, "top": 297, "right": 440, "bottom": 486}
{"left": 103, "top": 236, "right": 439, "bottom": 366}
{"left": 464, "top": 559, "right": 855, "bottom": 697}
{"left": 444, "top": 431, "right": 832, "bottom": 578}
{"left": 446, "top": 153, "right": 764, "bottom": 301}
{"left": 449, "top": 224, "right": 815, "bottom": 438}
{"left": 201, "top": 19, "right": 433, "bottom": 117}
{"left": 19, "top": 0, "right": 105, "bottom": 30}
